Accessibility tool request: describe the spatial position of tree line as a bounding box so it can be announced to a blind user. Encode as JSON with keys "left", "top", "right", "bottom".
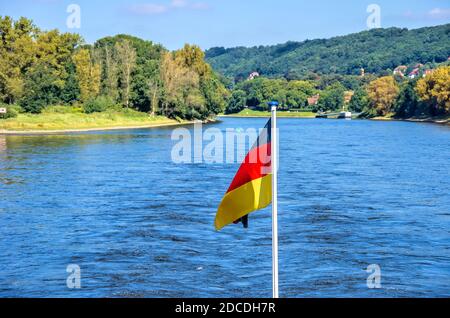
{"left": 206, "top": 24, "right": 450, "bottom": 81}
{"left": 362, "top": 66, "right": 450, "bottom": 118}
{"left": 0, "top": 16, "right": 228, "bottom": 120}
{"left": 225, "top": 65, "right": 450, "bottom": 118}
{"left": 1, "top": 16, "right": 448, "bottom": 121}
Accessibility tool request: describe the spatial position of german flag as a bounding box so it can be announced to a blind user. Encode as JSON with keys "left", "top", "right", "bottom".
{"left": 215, "top": 119, "right": 272, "bottom": 230}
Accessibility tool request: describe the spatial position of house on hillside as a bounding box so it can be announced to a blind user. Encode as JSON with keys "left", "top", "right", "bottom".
{"left": 408, "top": 63, "right": 427, "bottom": 79}
{"left": 308, "top": 94, "right": 320, "bottom": 106}
{"left": 408, "top": 68, "right": 420, "bottom": 79}
{"left": 360, "top": 68, "right": 365, "bottom": 77}
{"left": 393, "top": 65, "right": 407, "bottom": 77}
{"left": 248, "top": 72, "right": 260, "bottom": 80}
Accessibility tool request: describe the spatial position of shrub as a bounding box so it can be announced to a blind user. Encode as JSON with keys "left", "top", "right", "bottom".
{"left": 83, "top": 96, "right": 120, "bottom": 114}
{"left": 0, "top": 104, "right": 22, "bottom": 119}
{"left": 21, "top": 98, "right": 47, "bottom": 114}
{"left": 43, "top": 105, "right": 84, "bottom": 114}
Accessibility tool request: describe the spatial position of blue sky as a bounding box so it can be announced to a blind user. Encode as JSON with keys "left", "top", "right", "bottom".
{"left": 1, "top": 0, "right": 449, "bottom": 50}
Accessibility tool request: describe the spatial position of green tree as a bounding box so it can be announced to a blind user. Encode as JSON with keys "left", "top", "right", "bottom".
{"left": 286, "top": 80, "right": 317, "bottom": 108}
{"left": 175, "top": 44, "right": 210, "bottom": 76}
{"left": 394, "top": 81, "right": 419, "bottom": 118}
{"left": 115, "top": 40, "right": 137, "bottom": 108}
{"left": 59, "top": 61, "right": 80, "bottom": 104}
{"left": 21, "top": 64, "right": 60, "bottom": 113}
{"left": 36, "top": 30, "right": 82, "bottom": 89}
{"left": 348, "top": 87, "right": 369, "bottom": 112}
{"left": 201, "top": 74, "right": 228, "bottom": 117}
{"left": 0, "top": 16, "right": 81, "bottom": 111}
{"left": 95, "top": 35, "right": 164, "bottom": 112}
{"left": 226, "top": 89, "right": 247, "bottom": 114}
{"left": 0, "top": 16, "right": 37, "bottom": 104}
{"left": 317, "top": 82, "right": 345, "bottom": 112}
{"left": 160, "top": 51, "right": 202, "bottom": 119}
{"left": 101, "top": 45, "right": 119, "bottom": 101}
{"left": 173, "top": 44, "right": 228, "bottom": 118}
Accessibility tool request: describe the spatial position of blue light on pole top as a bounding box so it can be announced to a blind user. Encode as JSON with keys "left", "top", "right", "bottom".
{"left": 268, "top": 101, "right": 279, "bottom": 110}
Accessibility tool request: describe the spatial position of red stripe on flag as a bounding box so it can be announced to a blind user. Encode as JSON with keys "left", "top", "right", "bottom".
{"left": 227, "top": 142, "right": 271, "bottom": 193}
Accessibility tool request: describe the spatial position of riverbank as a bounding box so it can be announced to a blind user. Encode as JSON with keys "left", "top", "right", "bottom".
{"left": 220, "top": 109, "right": 316, "bottom": 118}
{"left": 222, "top": 110, "right": 450, "bottom": 126}
{"left": 0, "top": 110, "right": 191, "bottom": 135}
{"left": 370, "top": 115, "right": 450, "bottom": 126}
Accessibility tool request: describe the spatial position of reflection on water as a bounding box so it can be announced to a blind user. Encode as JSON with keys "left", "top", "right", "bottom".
{"left": 0, "top": 119, "right": 449, "bottom": 297}
{"left": 0, "top": 135, "right": 5, "bottom": 152}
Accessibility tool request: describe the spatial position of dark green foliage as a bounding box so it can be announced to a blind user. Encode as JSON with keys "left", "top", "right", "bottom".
{"left": 130, "top": 72, "right": 152, "bottom": 113}
{"left": 206, "top": 24, "right": 450, "bottom": 80}
{"left": 317, "top": 74, "right": 362, "bottom": 91}
{"left": 60, "top": 62, "right": 80, "bottom": 104}
{"left": 316, "top": 82, "right": 345, "bottom": 112}
{"left": 226, "top": 89, "right": 247, "bottom": 114}
{"left": 236, "top": 77, "right": 286, "bottom": 109}
{"left": 94, "top": 34, "right": 165, "bottom": 112}
{"left": 225, "top": 77, "right": 318, "bottom": 113}
{"left": 349, "top": 88, "right": 369, "bottom": 113}
{"left": 21, "top": 64, "right": 61, "bottom": 113}
{"left": 394, "top": 81, "right": 420, "bottom": 118}
{"left": 201, "top": 75, "right": 228, "bottom": 116}
{"left": 83, "top": 96, "right": 118, "bottom": 114}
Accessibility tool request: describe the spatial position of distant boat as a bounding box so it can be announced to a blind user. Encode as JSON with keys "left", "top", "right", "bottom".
{"left": 338, "top": 111, "right": 352, "bottom": 119}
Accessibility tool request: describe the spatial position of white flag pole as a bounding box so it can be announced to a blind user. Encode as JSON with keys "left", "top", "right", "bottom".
{"left": 271, "top": 104, "right": 279, "bottom": 298}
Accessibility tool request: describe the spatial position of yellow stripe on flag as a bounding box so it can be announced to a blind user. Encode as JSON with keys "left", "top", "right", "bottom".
{"left": 215, "top": 174, "right": 272, "bottom": 231}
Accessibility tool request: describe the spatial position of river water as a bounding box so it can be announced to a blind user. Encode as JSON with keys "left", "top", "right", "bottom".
{"left": 0, "top": 118, "right": 449, "bottom": 297}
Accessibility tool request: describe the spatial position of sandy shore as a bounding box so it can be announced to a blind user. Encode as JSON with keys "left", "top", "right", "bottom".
{"left": 404, "top": 118, "right": 449, "bottom": 125}
{"left": 371, "top": 116, "right": 449, "bottom": 125}
{"left": 0, "top": 121, "right": 194, "bottom": 135}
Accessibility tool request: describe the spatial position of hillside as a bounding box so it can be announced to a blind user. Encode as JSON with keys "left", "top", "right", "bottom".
{"left": 205, "top": 24, "right": 450, "bottom": 80}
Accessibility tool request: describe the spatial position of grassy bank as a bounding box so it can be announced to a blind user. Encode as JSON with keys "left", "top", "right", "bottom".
{"left": 221, "top": 109, "right": 316, "bottom": 118}
{"left": 0, "top": 109, "right": 183, "bottom": 132}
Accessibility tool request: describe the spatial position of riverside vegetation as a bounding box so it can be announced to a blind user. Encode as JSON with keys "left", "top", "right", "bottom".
{"left": 211, "top": 24, "right": 449, "bottom": 121}
{"left": 0, "top": 16, "right": 228, "bottom": 131}
{"left": 0, "top": 17, "right": 449, "bottom": 131}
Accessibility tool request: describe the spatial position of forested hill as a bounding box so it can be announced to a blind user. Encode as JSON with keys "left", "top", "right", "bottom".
{"left": 205, "top": 24, "right": 450, "bottom": 80}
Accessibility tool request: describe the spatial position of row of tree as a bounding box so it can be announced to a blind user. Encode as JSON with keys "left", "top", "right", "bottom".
{"left": 0, "top": 16, "right": 228, "bottom": 120}
{"left": 227, "top": 78, "right": 317, "bottom": 113}
{"left": 356, "top": 66, "right": 450, "bottom": 117}
{"left": 225, "top": 75, "right": 365, "bottom": 114}
{"left": 225, "top": 65, "right": 450, "bottom": 118}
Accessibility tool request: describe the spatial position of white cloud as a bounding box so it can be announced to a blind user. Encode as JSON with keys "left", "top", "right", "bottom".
{"left": 427, "top": 8, "right": 450, "bottom": 19}
{"left": 127, "top": 0, "right": 209, "bottom": 15}
{"left": 171, "top": 0, "right": 188, "bottom": 8}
